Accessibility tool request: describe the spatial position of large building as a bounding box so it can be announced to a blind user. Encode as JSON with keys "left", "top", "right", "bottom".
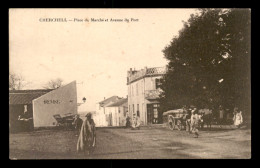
{"left": 127, "top": 67, "right": 166, "bottom": 125}
{"left": 9, "top": 81, "right": 78, "bottom": 132}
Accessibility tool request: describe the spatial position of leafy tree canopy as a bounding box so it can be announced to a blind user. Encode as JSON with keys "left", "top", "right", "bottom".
{"left": 159, "top": 9, "right": 250, "bottom": 115}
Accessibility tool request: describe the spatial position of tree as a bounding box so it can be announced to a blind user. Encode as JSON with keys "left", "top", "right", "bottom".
{"left": 159, "top": 9, "right": 251, "bottom": 117}
{"left": 9, "top": 72, "right": 27, "bottom": 90}
{"left": 43, "top": 78, "right": 64, "bottom": 89}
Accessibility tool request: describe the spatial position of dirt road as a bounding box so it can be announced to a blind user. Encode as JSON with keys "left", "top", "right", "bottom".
{"left": 9, "top": 125, "right": 251, "bottom": 159}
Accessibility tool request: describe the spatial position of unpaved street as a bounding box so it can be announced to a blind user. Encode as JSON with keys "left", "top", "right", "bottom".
{"left": 9, "top": 125, "right": 251, "bottom": 159}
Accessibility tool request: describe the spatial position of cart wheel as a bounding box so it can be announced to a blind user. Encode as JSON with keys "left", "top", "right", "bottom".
{"left": 176, "top": 120, "right": 182, "bottom": 131}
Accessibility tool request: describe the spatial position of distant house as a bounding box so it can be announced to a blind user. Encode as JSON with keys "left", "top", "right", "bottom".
{"left": 9, "top": 81, "right": 78, "bottom": 132}
{"left": 106, "top": 98, "right": 128, "bottom": 126}
{"left": 95, "top": 96, "right": 126, "bottom": 127}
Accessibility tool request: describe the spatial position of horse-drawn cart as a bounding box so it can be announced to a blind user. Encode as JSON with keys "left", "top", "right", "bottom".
{"left": 163, "top": 109, "right": 187, "bottom": 131}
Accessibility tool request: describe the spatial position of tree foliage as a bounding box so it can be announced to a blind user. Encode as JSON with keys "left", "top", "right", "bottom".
{"left": 9, "top": 72, "right": 27, "bottom": 90}
{"left": 159, "top": 9, "right": 251, "bottom": 115}
{"left": 43, "top": 78, "right": 64, "bottom": 89}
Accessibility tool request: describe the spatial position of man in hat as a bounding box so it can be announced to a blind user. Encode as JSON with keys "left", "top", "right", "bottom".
{"left": 72, "top": 114, "right": 83, "bottom": 136}
{"left": 77, "top": 113, "right": 96, "bottom": 155}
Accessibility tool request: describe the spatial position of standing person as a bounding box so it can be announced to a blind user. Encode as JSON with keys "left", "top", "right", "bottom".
{"left": 190, "top": 107, "right": 200, "bottom": 138}
{"left": 73, "top": 114, "right": 83, "bottom": 136}
{"left": 77, "top": 113, "right": 96, "bottom": 155}
{"left": 219, "top": 105, "right": 225, "bottom": 125}
{"left": 125, "top": 115, "right": 131, "bottom": 128}
{"left": 185, "top": 108, "right": 192, "bottom": 133}
{"left": 234, "top": 109, "right": 243, "bottom": 128}
{"left": 233, "top": 107, "right": 239, "bottom": 126}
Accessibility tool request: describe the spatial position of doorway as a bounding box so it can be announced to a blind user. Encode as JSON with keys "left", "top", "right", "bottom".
{"left": 147, "top": 103, "right": 160, "bottom": 124}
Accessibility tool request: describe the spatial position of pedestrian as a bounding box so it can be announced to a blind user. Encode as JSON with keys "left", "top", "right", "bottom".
{"left": 234, "top": 108, "right": 243, "bottom": 128}
{"left": 125, "top": 115, "right": 131, "bottom": 128}
{"left": 233, "top": 107, "right": 238, "bottom": 125}
{"left": 131, "top": 113, "right": 141, "bottom": 130}
{"left": 190, "top": 107, "right": 200, "bottom": 138}
{"left": 77, "top": 113, "right": 96, "bottom": 155}
{"left": 73, "top": 114, "right": 83, "bottom": 136}
{"left": 219, "top": 105, "right": 225, "bottom": 125}
{"left": 185, "top": 108, "right": 192, "bottom": 133}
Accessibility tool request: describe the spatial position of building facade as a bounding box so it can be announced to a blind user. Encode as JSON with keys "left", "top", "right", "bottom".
{"left": 127, "top": 67, "right": 166, "bottom": 125}
{"left": 106, "top": 98, "right": 128, "bottom": 126}
{"left": 95, "top": 96, "right": 123, "bottom": 127}
{"left": 33, "top": 81, "right": 78, "bottom": 127}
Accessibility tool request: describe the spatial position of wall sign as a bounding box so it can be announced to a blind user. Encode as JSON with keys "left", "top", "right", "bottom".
{"left": 44, "top": 100, "right": 61, "bottom": 104}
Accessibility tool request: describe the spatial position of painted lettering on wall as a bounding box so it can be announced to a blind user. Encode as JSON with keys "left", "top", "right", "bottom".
{"left": 44, "top": 100, "right": 61, "bottom": 104}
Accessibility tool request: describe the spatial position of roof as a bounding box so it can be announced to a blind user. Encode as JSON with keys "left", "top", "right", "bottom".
{"left": 107, "top": 98, "right": 128, "bottom": 107}
{"left": 99, "top": 96, "right": 122, "bottom": 107}
{"left": 9, "top": 89, "right": 53, "bottom": 105}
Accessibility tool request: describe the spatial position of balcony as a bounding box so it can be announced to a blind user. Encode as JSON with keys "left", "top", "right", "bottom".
{"left": 145, "top": 89, "right": 162, "bottom": 100}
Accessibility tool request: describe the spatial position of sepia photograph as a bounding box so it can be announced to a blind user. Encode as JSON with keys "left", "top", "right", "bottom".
{"left": 9, "top": 8, "right": 251, "bottom": 159}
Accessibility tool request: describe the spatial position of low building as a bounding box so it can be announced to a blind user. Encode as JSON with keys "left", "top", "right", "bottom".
{"left": 9, "top": 89, "right": 53, "bottom": 132}
{"left": 33, "top": 81, "right": 77, "bottom": 127}
{"left": 9, "top": 81, "right": 78, "bottom": 132}
{"left": 93, "top": 96, "right": 126, "bottom": 127}
{"left": 106, "top": 98, "right": 128, "bottom": 126}
{"left": 127, "top": 67, "right": 166, "bottom": 125}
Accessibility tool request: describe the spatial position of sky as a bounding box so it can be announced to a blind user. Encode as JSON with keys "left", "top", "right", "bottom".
{"left": 9, "top": 9, "right": 197, "bottom": 112}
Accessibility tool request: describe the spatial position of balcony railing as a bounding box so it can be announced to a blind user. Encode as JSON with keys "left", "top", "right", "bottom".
{"left": 146, "top": 67, "right": 166, "bottom": 76}
{"left": 145, "top": 89, "right": 162, "bottom": 99}
{"left": 128, "top": 67, "right": 166, "bottom": 83}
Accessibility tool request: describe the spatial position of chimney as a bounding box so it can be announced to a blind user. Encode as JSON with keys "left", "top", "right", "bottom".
{"left": 104, "top": 97, "right": 105, "bottom": 100}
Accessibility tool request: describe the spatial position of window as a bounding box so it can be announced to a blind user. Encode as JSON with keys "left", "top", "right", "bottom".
{"left": 137, "top": 104, "right": 140, "bottom": 117}
{"left": 156, "top": 78, "right": 163, "bottom": 89}
{"left": 129, "top": 105, "right": 131, "bottom": 113}
{"left": 136, "top": 83, "right": 138, "bottom": 95}
{"left": 133, "top": 104, "right": 135, "bottom": 114}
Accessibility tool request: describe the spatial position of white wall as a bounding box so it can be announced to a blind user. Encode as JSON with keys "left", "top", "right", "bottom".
{"left": 128, "top": 76, "right": 163, "bottom": 125}
{"left": 32, "top": 81, "right": 77, "bottom": 127}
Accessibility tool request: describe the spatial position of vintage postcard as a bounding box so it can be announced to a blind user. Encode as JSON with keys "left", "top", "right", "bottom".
{"left": 9, "top": 8, "right": 251, "bottom": 159}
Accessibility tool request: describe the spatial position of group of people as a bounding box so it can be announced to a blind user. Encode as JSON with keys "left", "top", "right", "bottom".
{"left": 71, "top": 106, "right": 244, "bottom": 155}
{"left": 183, "top": 107, "right": 201, "bottom": 138}
{"left": 183, "top": 105, "right": 244, "bottom": 138}
{"left": 72, "top": 113, "right": 96, "bottom": 156}
{"left": 125, "top": 113, "right": 141, "bottom": 130}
